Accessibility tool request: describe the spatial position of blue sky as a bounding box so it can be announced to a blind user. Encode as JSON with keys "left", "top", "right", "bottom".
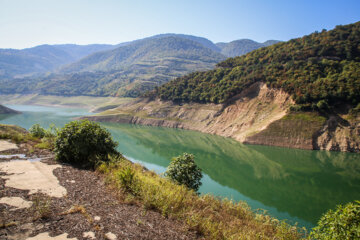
{"left": 1, "top": 0, "right": 360, "bottom": 49}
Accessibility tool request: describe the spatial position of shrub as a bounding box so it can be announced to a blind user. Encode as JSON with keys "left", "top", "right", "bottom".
{"left": 165, "top": 153, "right": 202, "bottom": 192}
{"left": 316, "top": 100, "right": 329, "bottom": 111}
{"left": 44, "top": 123, "right": 59, "bottom": 138}
{"left": 54, "top": 120, "right": 118, "bottom": 169}
{"left": 310, "top": 200, "right": 360, "bottom": 240}
{"left": 117, "top": 166, "right": 138, "bottom": 194}
{"left": 29, "top": 124, "right": 46, "bottom": 138}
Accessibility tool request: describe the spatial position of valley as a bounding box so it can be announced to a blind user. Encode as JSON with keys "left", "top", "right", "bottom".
{"left": 1, "top": 2, "right": 360, "bottom": 238}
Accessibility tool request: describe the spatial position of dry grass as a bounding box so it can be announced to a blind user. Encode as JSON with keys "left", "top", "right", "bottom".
{"left": 97, "top": 156, "right": 305, "bottom": 240}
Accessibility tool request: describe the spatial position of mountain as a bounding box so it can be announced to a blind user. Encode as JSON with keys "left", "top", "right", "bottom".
{"left": 61, "top": 36, "right": 224, "bottom": 73}
{"left": 216, "top": 39, "right": 281, "bottom": 57}
{"left": 90, "top": 22, "right": 360, "bottom": 153}
{"left": 0, "top": 34, "right": 279, "bottom": 97}
{"left": 0, "top": 44, "right": 116, "bottom": 78}
{"left": 0, "top": 35, "right": 226, "bottom": 97}
{"left": 0, "top": 104, "right": 20, "bottom": 114}
{"left": 149, "top": 23, "right": 360, "bottom": 107}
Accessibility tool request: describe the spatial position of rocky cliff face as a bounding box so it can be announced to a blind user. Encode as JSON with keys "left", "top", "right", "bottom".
{"left": 86, "top": 82, "right": 360, "bottom": 153}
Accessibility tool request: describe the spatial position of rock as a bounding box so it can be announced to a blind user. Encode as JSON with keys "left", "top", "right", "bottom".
{"left": 0, "top": 160, "right": 67, "bottom": 197}
{"left": 26, "top": 232, "right": 77, "bottom": 240}
{"left": 105, "top": 232, "right": 117, "bottom": 240}
{"left": 0, "top": 196, "right": 32, "bottom": 210}
{"left": 82, "top": 231, "right": 96, "bottom": 239}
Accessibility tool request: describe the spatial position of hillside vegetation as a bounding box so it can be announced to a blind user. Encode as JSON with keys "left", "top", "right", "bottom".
{"left": 0, "top": 36, "right": 225, "bottom": 97}
{"left": 148, "top": 22, "right": 360, "bottom": 111}
{"left": 0, "top": 34, "right": 280, "bottom": 97}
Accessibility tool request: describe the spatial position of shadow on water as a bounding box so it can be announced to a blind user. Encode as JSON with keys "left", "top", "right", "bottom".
{"left": 103, "top": 122, "right": 360, "bottom": 228}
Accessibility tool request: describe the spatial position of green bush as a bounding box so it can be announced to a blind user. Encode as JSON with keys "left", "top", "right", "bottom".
{"left": 29, "top": 124, "right": 46, "bottom": 138}
{"left": 310, "top": 200, "right": 360, "bottom": 240}
{"left": 117, "top": 166, "right": 138, "bottom": 194}
{"left": 54, "top": 120, "right": 118, "bottom": 169}
{"left": 316, "top": 100, "right": 329, "bottom": 111}
{"left": 165, "top": 153, "right": 202, "bottom": 192}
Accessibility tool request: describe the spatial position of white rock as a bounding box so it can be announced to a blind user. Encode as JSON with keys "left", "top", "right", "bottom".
{"left": 82, "top": 231, "right": 96, "bottom": 239}
{"left": 105, "top": 232, "right": 117, "bottom": 240}
{"left": 0, "top": 160, "right": 67, "bottom": 197}
{"left": 0, "top": 140, "right": 18, "bottom": 152}
{"left": 26, "top": 232, "right": 77, "bottom": 240}
{"left": 0, "top": 196, "right": 32, "bottom": 210}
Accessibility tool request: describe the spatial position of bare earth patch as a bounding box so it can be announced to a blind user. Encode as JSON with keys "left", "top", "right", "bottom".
{"left": 0, "top": 148, "right": 197, "bottom": 239}
{"left": 0, "top": 140, "right": 18, "bottom": 152}
{"left": 0, "top": 160, "right": 66, "bottom": 198}
{"left": 0, "top": 197, "right": 32, "bottom": 210}
{"left": 26, "top": 232, "right": 76, "bottom": 240}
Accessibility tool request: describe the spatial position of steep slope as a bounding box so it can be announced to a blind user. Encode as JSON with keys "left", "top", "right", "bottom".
{"left": 0, "top": 44, "right": 115, "bottom": 78}
{"left": 216, "top": 39, "right": 281, "bottom": 57}
{"left": 149, "top": 22, "right": 360, "bottom": 107}
{"left": 89, "top": 22, "right": 360, "bottom": 152}
{"left": 0, "top": 36, "right": 225, "bottom": 97}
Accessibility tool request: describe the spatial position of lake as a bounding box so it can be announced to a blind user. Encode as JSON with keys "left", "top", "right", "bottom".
{"left": 1, "top": 104, "right": 360, "bottom": 229}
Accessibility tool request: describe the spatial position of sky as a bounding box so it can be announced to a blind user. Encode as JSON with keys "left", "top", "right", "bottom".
{"left": 1, "top": 0, "right": 360, "bottom": 49}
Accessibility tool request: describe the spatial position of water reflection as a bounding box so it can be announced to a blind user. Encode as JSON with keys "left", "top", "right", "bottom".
{"left": 103, "top": 122, "right": 360, "bottom": 227}
{"left": 1, "top": 105, "right": 359, "bottom": 229}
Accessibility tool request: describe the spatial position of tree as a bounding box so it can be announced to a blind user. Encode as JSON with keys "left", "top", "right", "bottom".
{"left": 54, "top": 120, "right": 118, "bottom": 169}
{"left": 165, "top": 153, "right": 202, "bottom": 192}
{"left": 310, "top": 201, "right": 360, "bottom": 240}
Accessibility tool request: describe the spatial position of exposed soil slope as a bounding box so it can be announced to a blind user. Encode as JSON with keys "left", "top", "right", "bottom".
{"left": 86, "top": 82, "right": 360, "bottom": 152}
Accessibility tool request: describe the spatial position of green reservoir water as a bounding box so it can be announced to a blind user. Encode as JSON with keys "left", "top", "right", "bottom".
{"left": 1, "top": 105, "right": 360, "bottom": 229}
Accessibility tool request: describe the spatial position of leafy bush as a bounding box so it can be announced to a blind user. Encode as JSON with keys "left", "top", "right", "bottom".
{"left": 165, "top": 153, "right": 202, "bottom": 191}
{"left": 316, "top": 100, "right": 329, "bottom": 111}
{"left": 44, "top": 123, "right": 59, "bottom": 138}
{"left": 29, "top": 124, "right": 46, "bottom": 138}
{"left": 54, "top": 120, "right": 118, "bottom": 169}
{"left": 310, "top": 200, "right": 360, "bottom": 240}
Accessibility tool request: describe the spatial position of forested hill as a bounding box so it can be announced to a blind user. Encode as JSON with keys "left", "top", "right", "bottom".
{"left": 0, "top": 36, "right": 225, "bottom": 97}
{"left": 148, "top": 22, "right": 360, "bottom": 111}
{"left": 60, "top": 36, "right": 225, "bottom": 74}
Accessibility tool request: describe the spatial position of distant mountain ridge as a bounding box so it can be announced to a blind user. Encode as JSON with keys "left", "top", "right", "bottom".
{"left": 216, "top": 39, "right": 281, "bottom": 57}
{"left": 0, "top": 34, "right": 280, "bottom": 97}
{"left": 0, "top": 104, "right": 19, "bottom": 114}
{"left": 60, "top": 35, "right": 224, "bottom": 73}
{"left": 0, "top": 44, "right": 116, "bottom": 78}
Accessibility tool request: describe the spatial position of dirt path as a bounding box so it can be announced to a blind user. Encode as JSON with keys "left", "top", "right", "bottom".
{"left": 0, "top": 142, "right": 197, "bottom": 240}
